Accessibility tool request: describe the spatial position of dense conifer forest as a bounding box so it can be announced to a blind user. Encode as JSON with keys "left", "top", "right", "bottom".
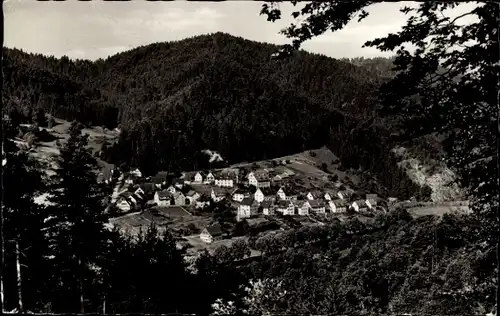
{"left": 3, "top": 32, "right": 432, "bottom": 199}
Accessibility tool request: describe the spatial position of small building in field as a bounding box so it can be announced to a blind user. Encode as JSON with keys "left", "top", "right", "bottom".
{"left": 154, "top": 190, "right": 172, "bottom": 207}
{"left": 200, "top": 223, "right": 223, "bottom": 243}
{"left": 116, "top": 197, "right": 133, "bottom": 212}
{"left": 329, "top": 199, "right": 347, "bottom": 213}
{"left": 351, "top": 200, "right": 368, "bottom": 212}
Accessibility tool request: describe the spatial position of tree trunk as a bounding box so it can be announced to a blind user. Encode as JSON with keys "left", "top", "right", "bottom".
{"left": 78, "top": 257, "right": 85, "bottom": 314}
{"left": 16, "top": 241, "right": 23, "bottom": 314}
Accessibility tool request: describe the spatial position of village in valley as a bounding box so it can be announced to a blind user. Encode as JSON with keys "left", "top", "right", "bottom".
{"left": 101, "top": 149, "right": 396, "bottom": 259}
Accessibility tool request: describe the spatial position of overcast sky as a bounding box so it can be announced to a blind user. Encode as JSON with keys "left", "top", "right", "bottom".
{"left": 4, "top": 0, "right": 477, "bottom": 60}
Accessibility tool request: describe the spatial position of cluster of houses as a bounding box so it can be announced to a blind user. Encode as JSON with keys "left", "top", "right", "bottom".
{"left": 234, "top": 184, "right": 381, "bottom": 221}
{"left": 103, "top": 166, "right": 386, "bottom": 222}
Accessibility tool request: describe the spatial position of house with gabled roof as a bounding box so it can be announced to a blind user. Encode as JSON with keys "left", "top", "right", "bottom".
{"left": 324, "top": 190, "right": 339, "bottom": 201}
{"left": 211, "top": 188, "right": 225, "bottom": 202}
{"left": 232, "top": 189, "right": 249, "bottom": 202}
{"left": 309, "top": 200, "right": 326, "bottom": 214}
{"left": 172, "top": 191, "right": 186, "bottom": 206}
{"left": 307, "top": 191, "right": 324, "bottom": 201}
{"left": 138, "top": 183, "right": 156, "bottom": 200}
{"left": 328, "top": 199, "right": 347, "bottom": 213}
{"left": 260, "top": 200, "right": 274, "bottom": 216}
{"left": 338, "top": 190, "right": 354, "bottom": 200}
{"left": 277, "top": 200, "right": 294, "bottom": 216}
{"left": 130, "top": 168, "right": 142, "bottom": 178}
{"left": 186, "top": 190, "right": 200, "bottom": 204}
{"left": 276, "top": 187, "right": 287, "bottom": 200}
{"left": 200, "top": 223, "right": 223, "bottom": 243}
{"left": 351, "top": 200, "right": 368, "bottom": 212}
{"left": 215, "top": 175, "right": 234, "bottom": 188}
{"left": 298, "top": 201, "right": 310, "bottom": 216}
{"left": 194, "top": 171, "right": 205, "bottom": 184}
{"left": 174, "top": 179, "right": 185, "bottom": 189}
{"left": 154, "top": 190, "right": 172, "bottom": 207}
{"left": 254, "top": 188, "right": 265, "bottom": 203}
{"left": 238, "top": 197, "right": 254, "bottom": 219}
{"left": 204, "top": 171, "right": 215, "bottom": 184}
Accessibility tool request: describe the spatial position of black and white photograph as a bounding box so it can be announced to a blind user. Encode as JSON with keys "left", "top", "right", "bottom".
{"left": 1, "top": 0, "right": 498, "bottom": 315}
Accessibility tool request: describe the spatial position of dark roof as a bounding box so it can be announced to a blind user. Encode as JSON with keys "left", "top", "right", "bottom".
{"left": 157, "top": 190, "right": 171, "bottom": 199}
{"left": 174, "top": 179, "right": 185, "bottom": 185}
{"left": 205, "top": 223, "right": 222, "bottom": 236}
{"left": 121, "top": 192, "right": 133, "bottom": 199}
{"left": 260, "top": 200, "right": 272, "bottom": 208}
{"left": 151, "top": 176, "right": 164, "bottom": 184}
{"left": 241, "top": 197, "right": 254, "bottom": 206}
{"left": 354, "top": 200, "right": 367, "bottom": 207}
{"left": 309, "top": 200, "right": 325, "bottom": 208}
{"left": 212, "top": 188, "right": 225, "bottom": 196}
{"left": 139, "top": 183, "right": 156, "bottom": 193}
{"left": 186, "top": 190, "right": 197, "bottom": 197}
{"left": 233, "top": 189, "right": 248, "bottom": 195}
{"left": 309, "top": 191, "right": 323, "bottom": 198}
{"left": 196, "top": 171, "right": 206, "bottom": 176}
{"left": 325, "top": 189, "right": 338, "bottom": 196}
{"left": 332, "top": 199, "right": 347, "bottom": 207}
{"left": 277, "top": 200, "right": 291, "bottom": 208}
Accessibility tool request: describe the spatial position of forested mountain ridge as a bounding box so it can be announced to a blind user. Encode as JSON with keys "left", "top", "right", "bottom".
{"left": 3, "top": 32, "right": 444, "bottom": 199}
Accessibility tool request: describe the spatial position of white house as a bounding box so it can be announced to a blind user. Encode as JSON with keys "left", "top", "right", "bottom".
{"left": 351, "top": 200, "right": 368, "bottom": 212}
{"left": 211, "top": 189, "right": 225, "bottom": 202}
{"left": 309, "top": 200, "right": 326, "bottom": 214}
{"left": 307, "top": 191, "right": 323, "bottom": 201}
{"left": 277, "top": 200, "right": 294, "bottom": 216}
{"left": 200, "top": 223, "right": 223, "bottom": 243}
{"left": 215, "top": 176, "right": 234, "bottom": 188}
{"left": 194, "top": 172, "right": 205, "bottom": 184}
{"left": 338, "top": 190, "right": 353, "bottom": 200}
{"left": 232, "top": 190, "right": 248, "bottom": 202}
{"left": 204, "top": 172, "right": 215, "bottom": 184}
{"left": 329, "top": 199, "right": 347, "bottom": 213}
{"left": 277, "top": 187, "right": 286, "bottom": 200}
{"left": 172, "top": 191, "right": 186, "bottom": 206}
{"left": 154, "top": 190, "right": 172, "bottom": 207}
{"left": 298, "top": 201, "right": 310, "bottom": 216}
{"left": 130, "top": 168, "right": 142, "bottom": 178}
{"left": 324, "top": 190, "right": 338, "bottom": 201}
{"left": 247, "top": 172, "right": 258, "bottom": 186}
{"left": 366, "top": 198, "right": 377, "bottom": 209}
{"left": 254, "top": 188, "right": 265, "bottom": 203}
{"left": 238, "top": 197, "right": 253, "bottom": 219}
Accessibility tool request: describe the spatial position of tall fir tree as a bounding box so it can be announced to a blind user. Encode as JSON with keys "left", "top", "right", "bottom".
{"left": 46, "top": 121, "right": 112, "bottom": 313}
{"left": 1, "top": 116, "right": 49, "bottom": 313}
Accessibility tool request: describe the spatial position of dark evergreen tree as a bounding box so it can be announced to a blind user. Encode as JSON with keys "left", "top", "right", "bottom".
{"left": 46, "top": 121, "right": 112, "bottom": 313}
